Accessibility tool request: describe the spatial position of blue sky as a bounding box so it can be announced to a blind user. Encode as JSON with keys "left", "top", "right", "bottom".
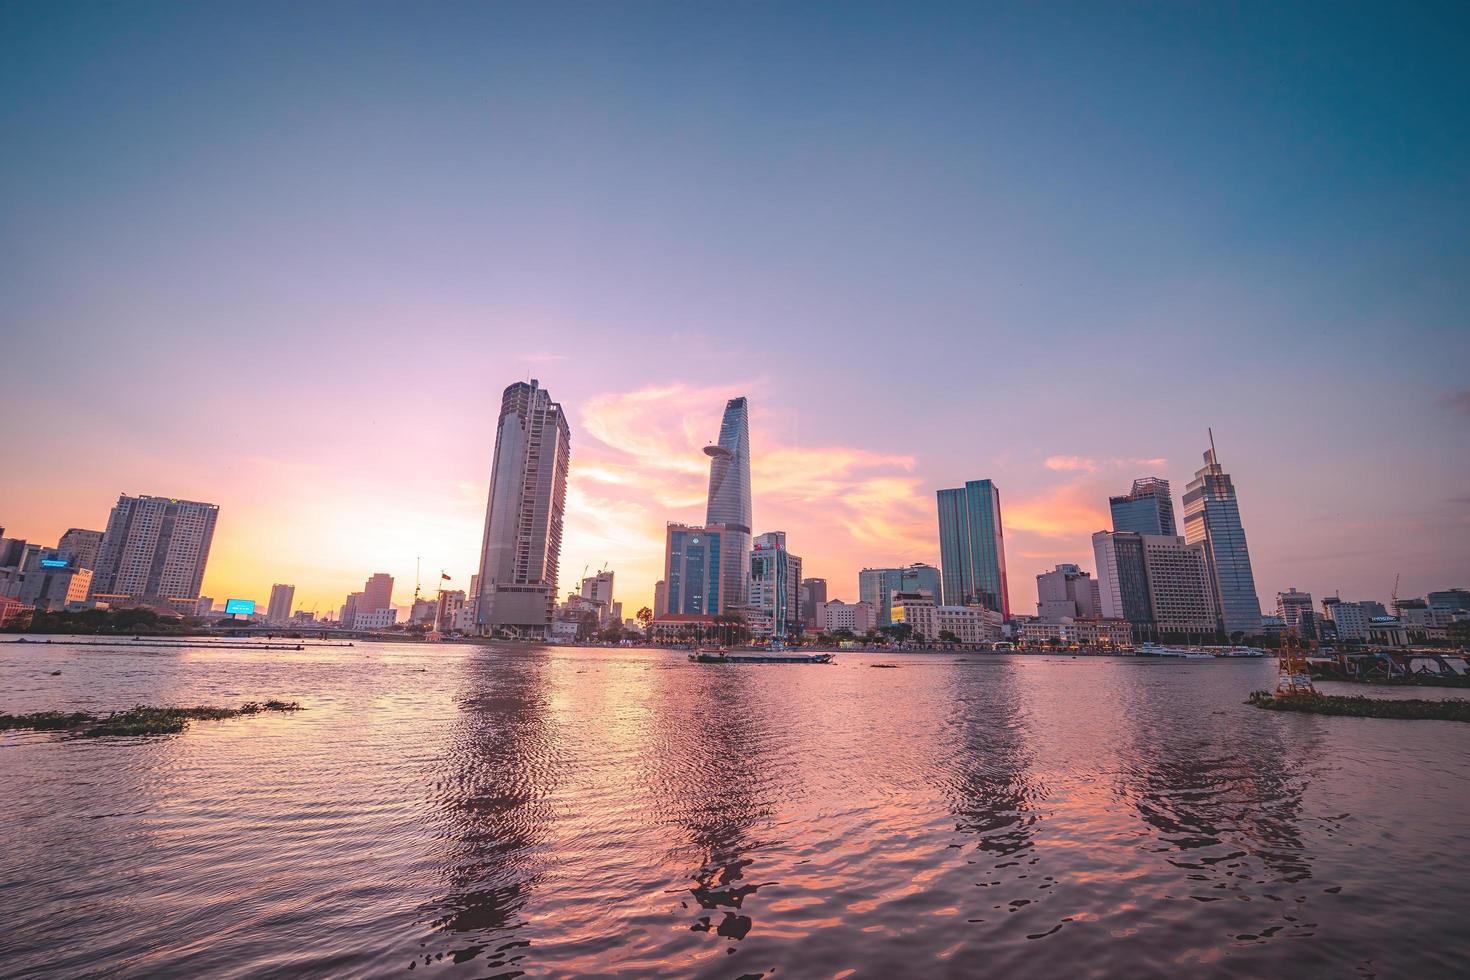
{"left": 2, "top": 1, "right": 1466, "bottom": 611}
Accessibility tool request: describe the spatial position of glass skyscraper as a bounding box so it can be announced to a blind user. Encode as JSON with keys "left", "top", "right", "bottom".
{"left": 936, "top": 480, "right": 1011, "bottom": 618}
{"left": 1182, "top": 440, "right": 1262, "bottom": 638}
{"left": 664, "top": 523, "right": 725, "bottom": 616}
{"left": 704, "top": 396, "right": 752, "bottom": 613}
{"left": 1109, "top": 477, "right": 1177, "bottom": 536}
{"left": 859, "top": 564, "right": 942, "bottom": 627}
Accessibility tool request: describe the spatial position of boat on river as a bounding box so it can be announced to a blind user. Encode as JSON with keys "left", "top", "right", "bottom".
{"left": 689, "top": 650, "right": 834, "bottom": 664}
{"left": 1137, "top": 643, "right": 1213, "bottom": 659}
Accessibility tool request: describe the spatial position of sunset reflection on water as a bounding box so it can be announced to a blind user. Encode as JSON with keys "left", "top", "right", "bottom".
{"left": 3, "top": 642, "right": 1468, "bottom": 978}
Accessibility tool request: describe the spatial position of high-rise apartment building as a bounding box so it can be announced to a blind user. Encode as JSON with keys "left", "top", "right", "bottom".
{"left": 1036, "top": 564, "right": 1102, "bottom": 620}
{"left": 1321, "top": 597, "right": 1370, "bottom": 643}
{"left": 749, "top": 531, "right": 802, "bottom": 638}
{"left": 704, "top": 397, "right": 752, "bottom": 613}
{"left": 57, "top": 528, "right": 103, "bottom": 570}
{"left": 1182, "top": 439, "right": 1262, "bottom": 637}
{"left": 91, "top": 494, "right": 219, "bottom": 601}
{"left": 580, "top": 570, "right": 616, "bottom": 624}
{"left": 475, "top": 380, "right": 571, "bottom": 636}
{"left": 799, "top": 578, "right": 828, "bottom": 628}
{"left": 653, "top": 579, "right": 668, "bottom": 618}
{"left": 936, "top": 479, "right": 1010, "bottom": 617}
{"left": 663, "top": 523, "right": 726, "bottom": 616}
{"left": 360, "top": 573, "right": 393, "bottom": 614}
{"left": 267, "top": 583, "right": 296, "bottom": 625}
{"left": 1109, "top": 478, "right": 1177, "bottom": 536}
{"left": 859, "top": 564, "right": 942, "bottom": 627}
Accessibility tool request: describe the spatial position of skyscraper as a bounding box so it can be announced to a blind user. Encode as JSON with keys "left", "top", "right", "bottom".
{"left": 1182, "top": 436, "right": 1262, "bottom": 637}
{"left": 1109, "top": 477, "right": 1177, "bottom": 536}
{"left": 1093, "top": 530, "right": 1218, "bottom": 638}
{"left": 859, "top": 564, "right": 942, "bottom": 627}
{"left": 704, "top": 396, "right": 752, "bottom": 613}
{"left": 267, "top": 584, "right": 296, "bottom": 625}
{"left": 936, "top": 479, "right": 1010, "bottom": 617}
{"left": 91, "top": 494, "right": 219, "bottom": 601}
{"left": 361, "top": 573, "right": 393, "bottom": 614}
{"left": 1276, "top": 588, "right": 1314, "bottom": 634}
{"left": 663, "top": 523, "right": 726, "bottom": 616}
{"left": 749, "top": 531, "right": 802, "bottom": 638}
{"left": 475, "top": 380, "right": 571, "bottom": 636}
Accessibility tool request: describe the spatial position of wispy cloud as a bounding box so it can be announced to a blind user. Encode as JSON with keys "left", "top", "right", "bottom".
{"left": 1045, "top": 455, "right": 1167, "bottom": 474}
{"left": 1440, "top": 389, "right": 1470, "bottom": 416}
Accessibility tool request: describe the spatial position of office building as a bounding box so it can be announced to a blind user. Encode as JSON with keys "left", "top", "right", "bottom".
{"left": 580, "top": 570, "right": 616, "bottom": 624}
{"left": 704, "top": 396, "right": 753, "bottom": 612}
{"left": 749, "top": 531, "right": 802, "bottom": 638}
{"left": 1093, "top": 531, "right": 1218, "bottom": 638}
{"left": 340, "top": 592, "right": 363, "bottom": 626}
{"left": 56, "top": 528, "right": 103, "bottom": 570}
{"left": 361, "top": 573, "right": 393, "bottom": 615}
{"left": 353, "top": 607, "right": 398, "bottom": 630}
{"left": 891, "top": 590, "right": 1003, "bottom": 646}
{"left": 17, "top": 550, "right": 93, "bottom": 611}
{"left": 90, "top": 494, "right": 219, "bottom": 601}
{"left": 799, "top": 578, "right": 827, "bottom": 628}
{"left": 196, "top": 597, "right": 214, "bottom": 617}
{"left": 475, "top": 380, "right": 571, "bottom": 636}
{"left": 1321, "top": 598, "right": 1370, "bottom": 643}
{"left": 1276, "top": 588, "right": 1314, "bottom": 634}
{"left": 663, "top": 523, "right": 726, "bottom": 617}
{"left": 1109, "top": 477, "right": 1177, "bottom": 536}
{"left": 1036, "top": 564, "right": 1101, "bottom": 620}
{"left": 859, "top": 564, "right": 942, "bottom": 627}
{"left": 267, "top": 583, "right": 296, "bottom": 625}
{"left": 1428, "top": 589, "right": 1470, "bottom": 617}
{"left": 653, "top": 579, "right": 668, "bottom": 618}
{"left": 817, "top": 599, "right": 877, "bottom": 634}
{"left": 1182, "top": 439, "right": 1262, "bottom": 637}
{"left": 936, "top": 479, "right": 1010, "bottom": 617}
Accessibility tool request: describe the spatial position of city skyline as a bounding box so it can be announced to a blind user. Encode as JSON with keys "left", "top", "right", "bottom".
{"left": 2, "top": 4, "right": 1466, "bottom": 616}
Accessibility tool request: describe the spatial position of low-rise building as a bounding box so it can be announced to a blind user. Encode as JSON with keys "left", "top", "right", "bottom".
{"left": 891, "top": 590, "right": 1004, "bottom": 646}
{"left": 817, "top": 599, "right": 876, "bottom": 634}
{"left": 352, "top": 607, "right": 398, "bottom": 630}
{"left": 1017, "top": 618, "right": 1133, "bottom": 647}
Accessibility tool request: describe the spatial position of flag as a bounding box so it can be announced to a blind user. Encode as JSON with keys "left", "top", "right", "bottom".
{"left": 441, "top": 573, "right": 451, "bottom": 581}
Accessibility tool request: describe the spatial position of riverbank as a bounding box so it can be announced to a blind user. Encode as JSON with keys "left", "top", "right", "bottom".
{"left": 1247, "top": 690, "right": 1470, "bottom": 722}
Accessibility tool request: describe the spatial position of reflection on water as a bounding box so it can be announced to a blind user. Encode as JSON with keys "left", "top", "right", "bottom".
{"left": 3, "top": 643, "right": 1469, "bottom": 978}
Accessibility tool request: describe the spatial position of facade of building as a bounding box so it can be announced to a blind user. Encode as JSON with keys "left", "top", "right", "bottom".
{"left": 1140, "top": 535, "right": 1218, "bottom": 635}
{"left": 859, "top": 564, "right": 942, "bottom": 627}
{"left": 748, "top": 531, "right": 801, "bottom": 638}
{"left": 475, "top": 380, "right": 571, "bottom": 636}
{"left": 339, "top": 591, "right": 363, "bottom": 626}
{"left": 704, "top": 396, "right": 753, "bottom": 613}
{"left": 891, "top": 590, "right": 1004, "bottom": 646}
{"left": 580, "top": 570, "right": 616, "bottom": 623}
{"left": 17, "top": 550, "right": 93, "bottom": 611}
{"left": 1182, "top": 443, "right": 1262, "bottom": 637}
{"left": 57, "top": 528, "right": 103, "bottom": 570}
{"left": 653, "top": 579, "right": 668, "bottom": 618}
{"left": 361, "top": 573, "right": 393, "bottom": 616}
{"left": 267, "top": 583, "right": 296, "bottom": 625}
{"left": 798, "top": 578, "right": 827, "bottom": 627}
{"left": 1427, "top": 589, "right": 1470, "bottom": 617}
{"left": 817, "top": 599, "right": 877, "bottom": 634}
{"left": 1320, "top": 597, "right": 1369, "bottom": 643}
{"left": 1109, "top": 477, "right": 1177, "bottom": 536}
{"left": 1092, "top": 531, "right": 1153, "bottom": 628}
{"left": 1276, "top": 588, "right": 1314, "bottom": 635}
{"left": 936, "top": 479, "right": 1010, "bottom": 617}
{"left": 663, "top": 523, "right": 726, "bottom": 617}
{"left": 1035, "top": 564, "right": 1101, "bottom": 620}
{"left": 352, "top": 607, "right": 398, "bottom": 630}
{"left": 1017, "top": 618, "right": 1134, "bottom": 647}
{"left": 91, "top": 494, "right": 219, "bottom": 601}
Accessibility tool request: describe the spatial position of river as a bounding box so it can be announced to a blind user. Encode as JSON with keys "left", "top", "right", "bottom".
{"left": 2, "top": 640, "right": 1467, "bottom": 978}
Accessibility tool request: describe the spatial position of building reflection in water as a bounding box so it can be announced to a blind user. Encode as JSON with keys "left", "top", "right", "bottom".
{"left": 640, "top": 662, "right": 794, "bottom": 952}
{"left": 416, "top": 647, "right": 561, "bottom": 973}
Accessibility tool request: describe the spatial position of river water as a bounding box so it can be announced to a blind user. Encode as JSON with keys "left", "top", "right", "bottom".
{"left": 2, "top": 640, "right": 1467, "bottom": 978}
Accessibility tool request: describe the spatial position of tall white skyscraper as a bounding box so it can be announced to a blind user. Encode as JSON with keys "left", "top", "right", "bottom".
{"left": 91, "top": 494, "right": 219, "bottom": 600}
{"left": 267, "top": 583, "right": 296, "bottom": 625}
{"left": 475, "top": 380, "right": 570, "bottom": 636}
{"left": 704, "top": 396, "right": 752, "bottom": 613}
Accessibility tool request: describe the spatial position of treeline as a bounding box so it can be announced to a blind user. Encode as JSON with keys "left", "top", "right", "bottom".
{"left": 6, "top": 607, "right": 198, "bottom": 635}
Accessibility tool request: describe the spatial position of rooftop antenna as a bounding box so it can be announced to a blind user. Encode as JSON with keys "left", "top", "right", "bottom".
{"left": 1208, "top": 426, "right": 1217, "bottom": 464}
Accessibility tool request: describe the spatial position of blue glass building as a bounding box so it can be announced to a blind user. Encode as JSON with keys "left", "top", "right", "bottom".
{"left": 1109, "top": 477, "right": 1177, "bottom": 536}
{"left": 664, "top": 523, "right": 724, "bottom": 616}
{"left": 1182, "top": 443, "right": 1262, "bottom": 638}
{"left": 704, "top": 397, "right": 752, "bottom": 612}
{"left": 936, "top": 480, "right": 1011, "bottom": 618}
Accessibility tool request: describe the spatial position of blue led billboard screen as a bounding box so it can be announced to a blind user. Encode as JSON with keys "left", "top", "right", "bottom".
{"left": 224, "top": 598, "right": 256, "bottom": 615}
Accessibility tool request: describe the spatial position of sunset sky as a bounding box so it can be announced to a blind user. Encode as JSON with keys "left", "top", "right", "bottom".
{"left": 3, "top": 2, "right": 1467, "bottom": 616}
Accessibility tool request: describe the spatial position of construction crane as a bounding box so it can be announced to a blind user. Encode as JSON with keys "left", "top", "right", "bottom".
{"left": 1392, "top": 573, "right": 1401, "bottom": 614}
{"left": 1275, "top": 629, "right": 1317, "bottom": 699}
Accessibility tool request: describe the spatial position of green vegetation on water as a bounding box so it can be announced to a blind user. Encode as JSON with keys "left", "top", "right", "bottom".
{"left": 1, "top": 701, "right": 302, "bottom": 737}
{"left": 1247, "top": 690, "right": 1470, "bottom": 722}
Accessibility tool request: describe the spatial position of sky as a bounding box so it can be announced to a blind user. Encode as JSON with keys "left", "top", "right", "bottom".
{"left": 2, "top": 1, "right": 1467, "bottom": 617}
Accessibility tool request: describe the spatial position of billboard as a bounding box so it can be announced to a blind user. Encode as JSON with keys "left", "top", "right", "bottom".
{"left": 40, "top": 557, "right": 69, "bottom": 568}
{"left": 224, "top": 598, "right": 256, "bottom": 616}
